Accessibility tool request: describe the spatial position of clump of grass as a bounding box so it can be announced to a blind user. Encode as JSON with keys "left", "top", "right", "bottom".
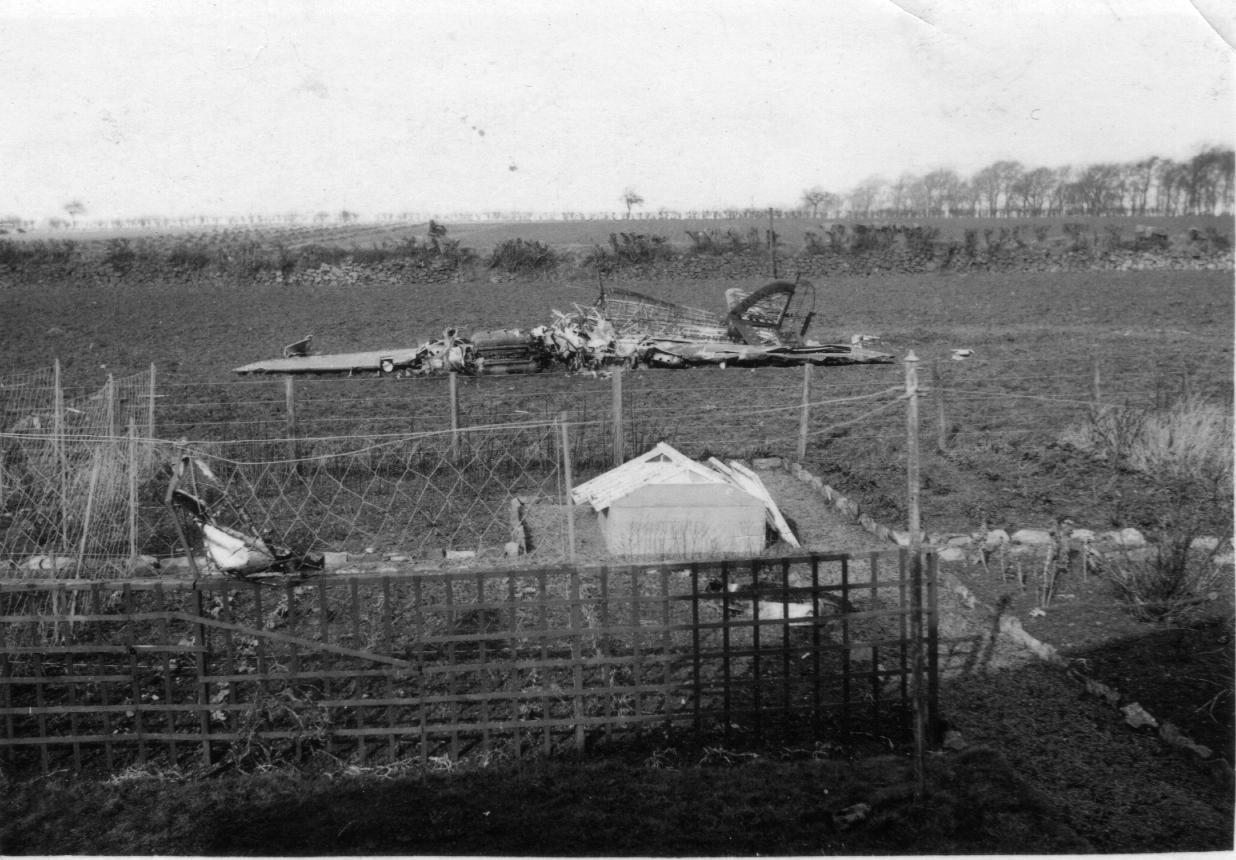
{"left": 1062, "top": 394, "right": 1233, "bottom": 494}
{"left": 1124, "top": 394, "right": 1233, "bottom": 486}
{"left": 1065, "top": 394, "right": 1234, "bottom": 621}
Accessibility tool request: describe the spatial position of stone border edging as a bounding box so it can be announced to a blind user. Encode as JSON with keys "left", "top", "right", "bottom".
{"left": 778, "top": 457, "right": 1234, "bottom": 786}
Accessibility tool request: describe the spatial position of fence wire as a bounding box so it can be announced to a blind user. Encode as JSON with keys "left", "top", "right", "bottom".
{"left": 1, "top": 367, "right": 156, "bottom": 572}
{"left": 2, "top": 355, "right": 1230, "bottom": 577}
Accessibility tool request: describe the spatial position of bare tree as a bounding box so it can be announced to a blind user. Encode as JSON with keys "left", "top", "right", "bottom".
{"left": 1046, "top": 167, "right": 1073, "bottom": 216}
{"left": 1008, "top": 166, "right": 1055, "bottom": 216}
{"left": 622, "top": 188, "right": 644, "bottom": 218}
{"left": 1184, "top": 146, "right": 1235, "bottom": 214}
{"left": 996, "top": 161, "right": 1024, "bottom": 215}
{"left": 970, "top": 161, "right": 1022, "bottom": 216}
{"left": 63, "top": 199, "right": 86, "bottom": 227}
{"left": 889, "top": 173, "right": 916, "bottom": 217}
{"left": 1073, "top": 163, "right": 1124, "bottom": 215}
{"left": 848, "top": 176, "right": 885, "bottom": 218}
{"left": 922, "top": 168, "right": 964, "bottom": 216}
{"left": 801, "top": 186, "right": 829, "bottom": 218}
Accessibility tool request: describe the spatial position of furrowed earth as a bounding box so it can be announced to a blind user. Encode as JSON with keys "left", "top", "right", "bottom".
{"left": 0, "top": 225, "right": 1232, "bottom": 854}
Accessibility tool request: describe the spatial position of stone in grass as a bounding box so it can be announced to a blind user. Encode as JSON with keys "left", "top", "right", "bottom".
{"left": 1121, "top": 702, "right": 1158, "bottom": 730}
{"left": 943, "top": 729, "right": 968, "bottom": 751}
{"left": 1159, "top": 721, "right": 1212, "bottom": 759}
{"left": 1099, "top": 527, "right": 1146, "bottom": 549}
{"left": 983, "top": 529, "right": 1011, "bottom": 550}
{"left": 321, "top": 551, "right": 349, "bottom": 569}
{"left": 751, "top": 457, "right": 782, "bottom": 469}
{"left": 1011, "top": 528, "right": 1053, "bottom": 546}
{"left": 938, "top": 546, "right": 967, "bottom": 563}
{"left": 832, "top": 803, "right": 871, "bottom": 831}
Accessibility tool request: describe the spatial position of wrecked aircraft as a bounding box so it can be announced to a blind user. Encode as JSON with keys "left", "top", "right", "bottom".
{"left": 166, "top": 454, "right": 322, "bottom": 580}
{"left": 232, "top": 279, "right": 893, "bottom": 377}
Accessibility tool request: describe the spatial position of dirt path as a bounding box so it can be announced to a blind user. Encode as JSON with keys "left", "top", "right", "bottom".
{"left": 755, "top": 467, "right": 891, "bottom": 553}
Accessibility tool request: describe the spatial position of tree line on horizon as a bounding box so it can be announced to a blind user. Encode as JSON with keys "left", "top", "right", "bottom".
{"left": 804, "top": 145, "right": 1234, "bottom": 220}
{"left": 2, "top": 145, "right": 1231, "bottom": 233}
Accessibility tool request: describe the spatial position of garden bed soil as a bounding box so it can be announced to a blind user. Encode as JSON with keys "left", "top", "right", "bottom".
{"left": 944, "top": 556, "right": 1236, "bottom": 764}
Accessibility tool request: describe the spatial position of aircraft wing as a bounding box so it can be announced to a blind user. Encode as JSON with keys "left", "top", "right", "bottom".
{"left": 233, "top": 348, "right": 425, "bottom": 376}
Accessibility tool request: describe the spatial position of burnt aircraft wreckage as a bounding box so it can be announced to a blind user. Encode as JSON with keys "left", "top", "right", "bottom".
{"left": 232, "top": 279, "right": 894, "bottom": 377}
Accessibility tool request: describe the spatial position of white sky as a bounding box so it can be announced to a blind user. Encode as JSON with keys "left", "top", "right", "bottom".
{"left": 1, "top": 0, "right": 1233, "bottom": 220}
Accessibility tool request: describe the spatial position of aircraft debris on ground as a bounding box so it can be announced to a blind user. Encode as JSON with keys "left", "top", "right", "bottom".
{"left": 165, "top": 454, "right": 323, "bottom": 581}
{"left": 232, "top": 279, "right": 893, "bottom": 377}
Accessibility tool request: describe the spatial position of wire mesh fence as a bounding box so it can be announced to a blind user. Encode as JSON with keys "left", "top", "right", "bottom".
{"left": 1, "top": 354, "right": 1230, "bottom": 577}
{"left": 1, "top": 365, "right": 156, "bottom": 572}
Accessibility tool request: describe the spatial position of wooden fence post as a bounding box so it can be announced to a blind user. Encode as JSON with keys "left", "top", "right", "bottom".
{"left": 903, "top": 351, "right": 926, "bottom": 798}
{"left": 933, "top": 358, "right": 947, "bottom": 453}
{"left": 905, "top": 352, "right": 922, "bottom": 546}
{"left": 128, "top": 418, "right": 138, "bottom": 561}
{"left": 284, "top": 375, "right": 298, "bottom": 471}
{"left": 560, "top": 415, "right": 576, "bottom": 561}
{"left": 570, "top": 568, "right": 586, "bottom": 753}
{"left": 147, "top": 363, "right": 157, "bottom": 438}
{"left": 767, "top": 207, "right": 778, "bottom": 278}
{"left": 612, "top": 366, "right": 625, "bottom": 466}
{"left": 106, "top": 374, "right": 116, "bottom": 438}
{"left": 797, "top": 363, "right": 812, "bottom": 461}
{"left": 54, "top": 358, "right": 68, "bottom": 556}
{"left": 449, "top": 372, "right": 460, "bottom": 460}
{"left": 1090, "top": 353, "right": 1101, "bottom": 411}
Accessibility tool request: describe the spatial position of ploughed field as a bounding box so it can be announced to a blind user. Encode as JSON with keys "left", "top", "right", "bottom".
{"left": 2, "top": 252, "right": 1234, "bottom": 853}
{"left": 2, "top": 265, "right": 1229, "bottom": 534}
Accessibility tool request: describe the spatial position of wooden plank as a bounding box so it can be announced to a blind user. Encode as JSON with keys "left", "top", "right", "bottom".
{"left": 0, "top": 644, "right": 208, "bottom": 654}
{"left": 728, "top": 460, "right": 801, "bottom": 547}
{"left": 0, "top": 551, "right": 895, "bottom": 593}
{"left": 193, "top": 589, "right": 210, "bottom": 768}
{"left": 569, "top": 569, "right": 584, "bottom": 752}
{"left": 154, "top": 584, "right": 177, "bottom": 765}
{"left": 164, "top": 612, "right": 413, "bottom": 669}
{"left": 122, "top": 584, "right": 146, "bottom": 766}
{"left": 383, "top": 576, "right": 396, "bottom": 761}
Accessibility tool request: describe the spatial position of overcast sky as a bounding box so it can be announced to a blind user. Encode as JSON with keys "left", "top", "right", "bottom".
{"left": 2, "top": 0, "right": 1232, "bottom": 221}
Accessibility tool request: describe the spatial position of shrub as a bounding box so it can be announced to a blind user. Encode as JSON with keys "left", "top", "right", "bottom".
{"left": 683, "top": 228, "right": 761, "bottom": 256}
{"left": 165, "top": 241, "right": 212, "bottom": 271}
{"left": 904, "top": 225, "right": 940, "bottom": 259}
{"left": 487, "top": 238, "right": 559, "bottom": 274}
{"left": 963, "top": 229, "right": 979, "bottom": 259}
{"left": 1100, "top": 535, "right": 1227, "bottom": 623}
{"left": 1103, "top": 225, "right": 1125, "bottom": 252}
{"left": 103, "top": 238, "right": 138, "bottom": 274}
{"left": 1204, "top": 226, "right": 1231, "bottom": 252}
{"left": 802, "top": 231, "right": 830, "bottom": 256}
{"left": 1061, "top": 223, "right": 1089, "bottom": 252}
{"left": 0, "top": 239, "right": 78, "bottom": 268}
{"left": 296, "top": 243, "right": 351, "bottom": 269}
{"left": 1063, "top": 395, "right": 1232, "bottom": 494}
{"left": 606, "top": 232, "right": 677, "bottom": 264}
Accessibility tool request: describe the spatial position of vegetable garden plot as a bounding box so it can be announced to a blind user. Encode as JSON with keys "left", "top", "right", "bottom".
{"left": 0, "top": 549, "right": 938, "bottom": 777}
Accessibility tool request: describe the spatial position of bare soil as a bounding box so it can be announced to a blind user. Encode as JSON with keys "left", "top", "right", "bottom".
{"left": 1, "top": 245, "right": 1232, "bottom": 852}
